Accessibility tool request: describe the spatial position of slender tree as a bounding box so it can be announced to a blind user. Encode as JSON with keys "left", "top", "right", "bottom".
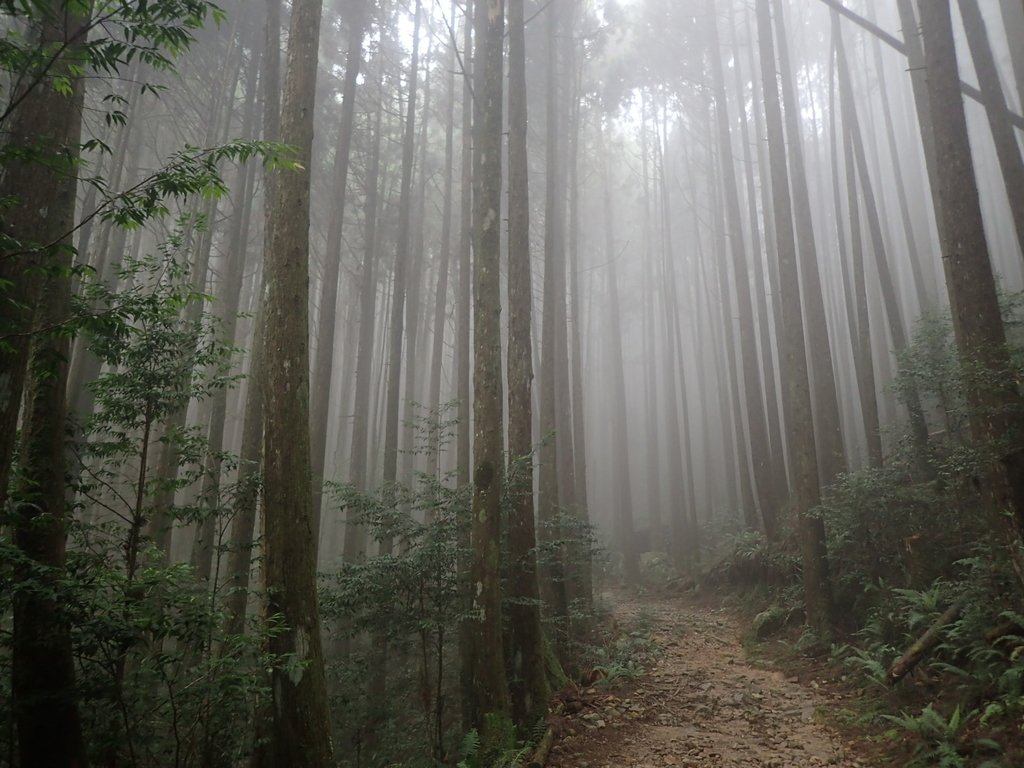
{"left": 708, "top": 1, "right": 779, "bottom": 538}
{"left": 310, "top": 0, "right": 370, "bottom": 538}
{"left": 772, "top": 0, "right": 846, "bottom": 487}
{"left": 757, "top": 0, "right": 832, "bottom": 637}
{"left": 380, "top": 0, "right": 422, "bottom": 556}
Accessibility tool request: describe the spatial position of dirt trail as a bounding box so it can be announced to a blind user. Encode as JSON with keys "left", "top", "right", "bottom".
{"left": 545, "top": 594, "right": 869, "bottom": 768}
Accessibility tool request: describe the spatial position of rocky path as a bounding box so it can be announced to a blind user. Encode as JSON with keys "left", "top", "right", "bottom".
{"left": 544, "top": 595, "right": 870, "bottom": 768}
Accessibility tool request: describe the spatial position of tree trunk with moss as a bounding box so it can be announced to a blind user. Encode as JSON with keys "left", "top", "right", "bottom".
{"left": 468, "top": 0, "right": 511, "bottom": 742}
{"left": 260, "top": 0, "right": 334, "bottom": 760}
{"left": 8, "top": 5, "right": 91, "bottom": 764}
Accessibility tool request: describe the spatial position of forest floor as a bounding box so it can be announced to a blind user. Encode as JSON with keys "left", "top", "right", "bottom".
{"left": 543, "top": 592, "right": 880, "bottom": 768}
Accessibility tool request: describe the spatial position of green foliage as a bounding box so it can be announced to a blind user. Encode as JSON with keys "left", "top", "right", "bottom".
{"left": 880, "top": 703, "right": 1007, "bottom": 768}
{"left": 320, "top": 470, "right": 470, "bottom": 767}
{"left": 0, "top": 525, "right": 276, "bottom": 766}
{"left": 0, "top": 221, "right": 276, "bottom": 766}
{"left": 81, "top": 140, "right": 297, "bottom": 231}
{"left": 573, "top": 606, "right": 658, "bottom": 686}
{"left": 0, "top": 0, "right": 225, "bottom": 127}
{"left": 705, "top": 529, "right": 801, "bottom": 591}
{"left": 883, "top": 704, "right": 972, "bottom": 767}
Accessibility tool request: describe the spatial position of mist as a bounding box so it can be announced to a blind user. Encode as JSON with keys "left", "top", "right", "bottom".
{"left": 3, "top": 0, "right": 1024, "bottom": 765}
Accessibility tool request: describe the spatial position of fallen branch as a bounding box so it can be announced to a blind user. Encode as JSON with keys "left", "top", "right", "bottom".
{"left": 526, "top": 725, "right": 556, "bottom": 768}
{"left": 887, "top": 597, "right": 967, "bottom": 685}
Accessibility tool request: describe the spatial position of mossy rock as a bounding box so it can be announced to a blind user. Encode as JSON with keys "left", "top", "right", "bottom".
{"left": 752, "top": 605, "right": 789, "bottom": 639}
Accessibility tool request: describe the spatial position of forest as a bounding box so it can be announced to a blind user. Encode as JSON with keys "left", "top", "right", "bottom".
{"left": 2, "top": 0, "right": 1024, "bottom": 765}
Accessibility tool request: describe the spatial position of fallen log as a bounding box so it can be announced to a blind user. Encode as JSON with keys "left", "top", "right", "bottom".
{"left": 526, "top": 725, "right": 556, "bottom": 768}
{"left": 887, "top": 597, "right": 967, "bottom": 685}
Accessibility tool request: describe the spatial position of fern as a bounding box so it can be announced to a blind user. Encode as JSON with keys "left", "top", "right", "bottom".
{"left": 457, "top": 729, "right": 481, "bottom": 768}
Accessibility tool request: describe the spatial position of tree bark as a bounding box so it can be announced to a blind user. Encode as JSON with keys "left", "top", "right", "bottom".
{"left": 758, "top": 0, "right": 833, "bottom": 638}
{"left": 223, "top": 0, "right": 280, "bottom": 642}
{"left": 505, "top": 0, "right": 547, "bottom": 729}
{"left": 0, "top": 2, "right": 87, "bottom": 512}
{"left": 468, "top": 0, "right": 511, "bottom": 737}
{"left": 772, "top": 0, "right": 846, "bottom": 489}
{"left": 8, "top": 6, "right": 90, "bottom": 763}
{"left": 260, "top": 0, "right": 334, "bottom": 758}
{"left": 918, "top": 0, "right": 1024, "bottom": 577}
{"left": 887, "top": 597, "right": 966, "bottom": 684}
{"left": 833, "top": 11, "right": 933, "bottom": 467}
{"left": 537, "top": 0, "right": 569, "bottom": 631}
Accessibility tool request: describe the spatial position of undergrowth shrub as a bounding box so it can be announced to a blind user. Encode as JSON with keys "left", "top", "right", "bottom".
{"left": 1, "top": 240, "right": 272, "bottom": 767}
{"left": 822, "top": 301, "right": 1024, "bottom": 765}
{"left": 320, "top": 429, "right": 610, "bottom": 767}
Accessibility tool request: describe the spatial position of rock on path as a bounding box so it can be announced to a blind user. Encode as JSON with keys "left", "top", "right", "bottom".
{"left": 545, "top": 595, "right": 869, "bottom": 768}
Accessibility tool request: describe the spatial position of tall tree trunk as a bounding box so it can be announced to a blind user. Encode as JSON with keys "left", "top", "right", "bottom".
{"left": 656, "top": 114, "right": 699, "bottom": 569}
{"left": 564, "top": 0, "right": 590, "bottom": 613}
{"left": 730, "top": 6, "right": 787, "bottom": 489}
{"left": 638, "top": 93, "right": 664, "bottom": 551}
{"left": 600, "top": 137, "right": 638, "bottom": 584}
{"left": 468, "top": 0, "right": 511, "bottom": 739}
{"left": 8, "top": 5, "right": 90, "bottom": 762}
{"left": 708, "top": 1, "right": 779, "bottom": 539}
{"left": 192, "top": 37, "right": 262, "bottom": 584}
{"left": 537, "top": 0, "right": 569, "bottom": 631}
{"left": 456, "top": 1, "right": 475, "bottom": 731}
{"left": 260, "top": 0, "right": 334, "bottom": 759}
{"left": 830, "top": 25, "right": 882, "bottom": 468}
{"left": 758, "top": 0, "right": 833, "bottom": 638}
{"left": 505, "top": 0, "right": 547, "bottom": 729}
{"left": 746, "top": 9, "right": 792, "bottom": 480}
{"left": 344, "top": 62, "right": 384, "bottom": 562}
{"left": 380, "top": 0, "right": 422, "bottom": 556}
{"left": 833, "top": 10, "right": 933, "bottom": 467}
{"left": 867, "top": 5, "right": 933, "bottom": 312}
{"left": 918, "top": 0, "right": 1024, "bottom": 578}
{"left": 897, "top": 0, "right": 944, "bottom": 232}
{"left": 223, "top": 0, "right": 280, "bottom": 643}
{"left": 402, "top": 34, "right": 434, "bottom": 500}
{"left": 310, "top": 0, "right": 369, "bottom": 538}
{"left": 772, "top": 0, "right": 846, "bottom": 488}
{"left": 425, "top": 7, "right": 457, "bottom": 485}
{"left": 0, "top": 3, "right": 88, "bottom": 511}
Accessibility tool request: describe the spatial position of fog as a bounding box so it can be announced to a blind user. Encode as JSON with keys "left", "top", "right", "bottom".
{"left": 3, "top": 0, "right": 1024, "bottom": 764}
